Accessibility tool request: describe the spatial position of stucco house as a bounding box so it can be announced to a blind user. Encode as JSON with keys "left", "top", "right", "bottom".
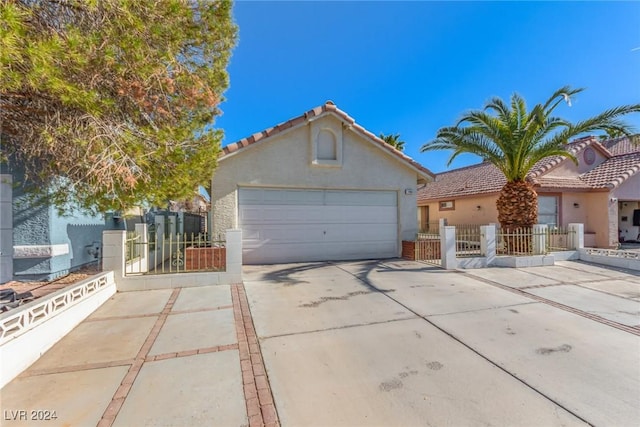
{"left": 0, "top": 167, "right": 104, "bottom": 284}
{"left": 211, "top": 101, "right": 434, "bottom": 264}
{"left": 417, "top": 136, "right": 640, "bottom": 249}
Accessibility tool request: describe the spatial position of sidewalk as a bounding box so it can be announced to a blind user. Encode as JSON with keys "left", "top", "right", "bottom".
{"left": 0, "top": 284, "right": 278, "bottom": 427}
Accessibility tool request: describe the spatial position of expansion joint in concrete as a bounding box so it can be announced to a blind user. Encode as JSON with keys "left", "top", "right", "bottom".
{"left": 465, "top": 273, "right": 640, "bottom": 336}
{"left": 260, "top": 316, "right": 419, "bottom": 341}
{"left": 333, "top": 263, "right": 596, "bottom": 427}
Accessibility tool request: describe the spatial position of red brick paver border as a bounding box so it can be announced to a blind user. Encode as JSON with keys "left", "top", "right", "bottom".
{"left": 96, "top": 288, "right": 181, "bottom": 427}
{"left": 232, "top": 283, "right": 280, "bottom": 427}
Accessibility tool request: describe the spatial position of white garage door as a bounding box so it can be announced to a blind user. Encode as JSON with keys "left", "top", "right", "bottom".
{"left": 239, "top": 188, "right": 398, "bottom": 264}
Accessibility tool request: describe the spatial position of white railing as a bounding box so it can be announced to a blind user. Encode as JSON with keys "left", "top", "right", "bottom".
{"left": 584, "top": 248, "right": 640, "bottom": 260}
{"left": 0, "top": 271, "right": 112, "bottom": 345}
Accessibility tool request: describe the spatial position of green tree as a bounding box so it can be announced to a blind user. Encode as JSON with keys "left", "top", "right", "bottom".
{"left": 379, "top": 133, "right": 405, "bottom": 151}
{"left": 420, "top": 87, "right": 640, "bottom": 229}
{"left": 0, "top": 0, "right": 237, "bottom": 213}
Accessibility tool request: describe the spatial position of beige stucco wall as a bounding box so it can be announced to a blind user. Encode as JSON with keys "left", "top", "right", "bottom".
{"left": 419, "top": 194, "right": 499, "bottom": 226}
{"left": 420, "top": 190, "right": 620, "bottom": 248}
{"left": 546, "top": 147, "right": 608, "bottom": 177}
{"left": 579, "top": 192, "right": 615, "bottom": 248}
{"left": 211, "top": 114, "right": 421, "bottom": 249}
{"left": 613, "top": 173, "right": 640, "bottom": 200}
{"left": 559, "top": 192, "right": 588, "bottom": 225}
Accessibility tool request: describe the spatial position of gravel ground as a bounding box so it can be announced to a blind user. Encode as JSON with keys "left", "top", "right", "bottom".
{"left": 1, "top": 264, "right": 103, "bottom": 301}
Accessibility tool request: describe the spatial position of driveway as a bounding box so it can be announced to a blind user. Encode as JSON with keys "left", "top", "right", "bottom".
{"left": 2, "top": 260, "right": 638, "bottom": 426}
{"left": 244, "top": 259, "right": 640, "bottom": 426}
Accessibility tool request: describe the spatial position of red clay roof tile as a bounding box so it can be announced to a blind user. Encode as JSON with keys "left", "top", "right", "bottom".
{"left": 418, "top": 136, "right": 639, "bottom": 202}
{"left": 220, "top": 101, "right": 434, "bottom": 180}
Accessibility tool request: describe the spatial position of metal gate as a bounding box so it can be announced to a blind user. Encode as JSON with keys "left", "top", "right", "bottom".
{"left": 415, "top": 231, "right": 442, "bottom": 267}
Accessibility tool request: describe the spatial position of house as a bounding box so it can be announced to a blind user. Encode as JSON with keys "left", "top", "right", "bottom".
{"left": 417, "top": 136, "right": 640, "bottom": 248}
{"left": 211, "top": 101, "right": 434, "bottom": 264}
{"left": 0, "top": 166, "right": 105, "bottom": 283}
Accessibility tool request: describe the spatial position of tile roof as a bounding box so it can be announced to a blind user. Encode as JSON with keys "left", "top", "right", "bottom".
{"left": 532, "top": 176, "right": 594, "bottom": 190}
{"left": 219, "top": 101, "right": 435, "bottom": 181}
{"left": 527, "top": 136, "right": 611, "bottom": 179}
{"left": 580, "top": 152, "right": 640, "bottom": 189}
{"left": 418, "top": 135, "right": 640, "bottom": 202}
{"left": 417, "top": 162, "right": 506, "bottom": 203}
{"left": 601, "top": 135, "right": 640, "bottom": 156}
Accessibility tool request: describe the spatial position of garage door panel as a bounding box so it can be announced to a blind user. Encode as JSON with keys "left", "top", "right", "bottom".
{"left": 239, "top": 188, "right": 398, "bottom": 264}
{"left": 323, "top": 224, "right": 397, "bottom": 242}
{"left": 325, "top": 190, "right": 396, "bottom": 206}
{"left": 241, "top": 206, "right": 397, "bottom": 226}
{"left": 241, "top": 206, "right": 336, "bottom": 225}
{"left": 320, "top": 206, "right": 397, "bottom": 223}
{"left": 239, "top": 188, "right": 324, "bottom": 205}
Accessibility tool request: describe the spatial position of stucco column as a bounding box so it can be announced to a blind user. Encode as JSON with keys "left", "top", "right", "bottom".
{"left": 480, "top": 225, "right": 496, "bottom": 265}
{"left": 568, "top": 223, "right": 584, "bottom": 249}
{"left": 0, "top": 174, "right": 13, "bottom": 283}
{"left": 225, "top": 229, "right": 242, "bottom": 276}
{"left": 532, "top": 224, "right": 547, "bottom": 255}
{"left": 440, "top": 226, "right": 457, "bottom": 270}
{"left": 608, "top": 198, "right": 619, "bottom": 248}
{"left": 102, "top": 230, "right": 126, "bottom": 278}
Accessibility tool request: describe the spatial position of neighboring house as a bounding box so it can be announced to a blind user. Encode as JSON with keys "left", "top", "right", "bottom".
{"left": 211, "top": 101, "right": 434, "bottom": 264}
{"left": 0, "top": 166, "right": 104, "bottom": 283}
{"left": 417, "top": 136, "right": 640, "bottom": 249}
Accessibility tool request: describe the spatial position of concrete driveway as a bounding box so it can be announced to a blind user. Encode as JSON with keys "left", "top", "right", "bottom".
{"left": 244, "top": 259, "right": 640, "bottom": 427}
{"left": 2, "top": 260, "right": 638, "bottom": 426}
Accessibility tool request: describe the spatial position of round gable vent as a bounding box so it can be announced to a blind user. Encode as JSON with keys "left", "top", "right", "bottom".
{"left": 583, "top": 147, "right": 595, "bottom": 165}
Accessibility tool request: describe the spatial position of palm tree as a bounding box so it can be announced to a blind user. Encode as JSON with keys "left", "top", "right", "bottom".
{"left": 379, "top": 133, "right": 405, "bottom": 151}
{"left": 421, "top": 86, "right": 639, "bottom": 230}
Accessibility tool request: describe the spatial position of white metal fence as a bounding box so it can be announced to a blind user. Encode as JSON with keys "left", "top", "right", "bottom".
{"left": 126, "top": 231, "right": 226, "bottom": 275}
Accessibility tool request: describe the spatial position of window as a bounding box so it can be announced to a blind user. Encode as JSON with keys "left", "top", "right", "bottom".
{"left": 439, "top": 200, "right": 455, "bottom": 211}
{"left": 538, "top": 196, "right": 558, "bottom": 226}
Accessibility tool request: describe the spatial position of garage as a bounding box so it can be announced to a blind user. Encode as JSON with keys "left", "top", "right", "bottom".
{"left": 239, "top": 187, "right": 398, "bottom": 264}
{"left": 211, "top": 101, "right": 434, "bottom": 265}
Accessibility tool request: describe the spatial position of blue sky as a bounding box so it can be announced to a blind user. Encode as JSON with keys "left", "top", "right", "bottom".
{"left": 216, "top": 1, "right": 640, "bottom": 174}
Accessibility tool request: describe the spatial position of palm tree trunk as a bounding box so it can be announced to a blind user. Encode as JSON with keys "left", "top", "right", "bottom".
{"left": 496, "top": 180, "right": 538, "bottom": 253}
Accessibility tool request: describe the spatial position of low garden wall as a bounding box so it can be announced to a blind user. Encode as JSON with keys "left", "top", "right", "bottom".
{"left": 579, "top": 248, "right": 640, "bottom": 271}
{"left": 0, "top": 271, "right": 116, "bottom": 387}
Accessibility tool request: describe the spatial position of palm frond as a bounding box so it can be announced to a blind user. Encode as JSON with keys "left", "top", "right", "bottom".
{"left": 542, "top": 86, "right": 584, "bottom": 113}
{"left": 425, "top": 88, "right": 639, "bottom": 185}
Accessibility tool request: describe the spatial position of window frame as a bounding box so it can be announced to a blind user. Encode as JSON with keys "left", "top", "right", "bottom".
{"left": 537, "top": 194, "right": 561, "bottom": 227}
{"left": 439, "top": 200, "right": 455, "bottom": 211}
